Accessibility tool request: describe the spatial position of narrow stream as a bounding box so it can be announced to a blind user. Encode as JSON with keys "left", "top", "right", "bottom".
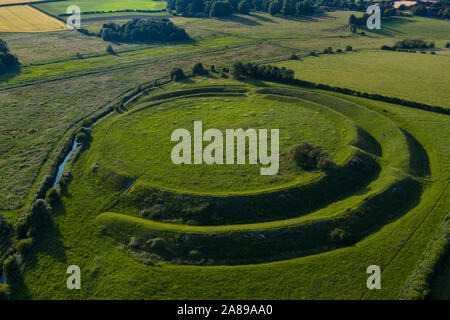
{"left": 52, "top": 140, "right": 77, "bottom": 188}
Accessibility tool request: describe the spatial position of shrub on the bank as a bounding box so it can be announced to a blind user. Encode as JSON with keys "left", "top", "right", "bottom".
{"left": 170, "top": 67, "right": 186, "bottom": 81}
{"left": 291, "top": 142, "right": 335, "bottom": 170}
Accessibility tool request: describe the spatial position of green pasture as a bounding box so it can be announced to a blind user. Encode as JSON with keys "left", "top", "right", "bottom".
{"left": 276, "top": 49, "right": 450, "bottom": 108}
{"left": 35, "top": 0, "right": 167, "bottom": 17}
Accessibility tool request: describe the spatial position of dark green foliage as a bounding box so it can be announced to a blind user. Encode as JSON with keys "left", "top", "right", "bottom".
{"left": 412, "top": 5, "right": 428, "bottom": 16}
{"left": 192, "top": 62, "right": 205, "bottom": 74}
{"left": 210, "top": 1, "right": 233, "bottom": 17}
{"left": 0, "top": 39, "right": 19, "bottom": 75}
{"left": 323, "top": 47, "right": 333, "bottom": 54}
{"left": 382, "top": 39, "right": 435, "bottom": 51}
{"left": 99, "top": 18, "right": 189, "bottom": 42}
{"left": 141, "top": 205, "right": 168, "bottom": 220}
{"left": 291, "top": 142, "right": 335, "bottom": 170}
{"left": 269, "top": 0, "right": 281, "bottom": 15}
{"left": 289, "top": 53, "right": 298, "bottom": 60}
{"left": 0, "top": 214, "right": 10, "bottom": 236}
{"left": 210, "top": 65, "right": 216, "bottom": 72}
{"left": 106, "top": 45, "right": 115, "bottom": 55}
{"left": 76, "top": 127, "right": 92, "bottom": 145}
{"left": 296, "top": 0, "right": 314, "bottom": 15}
{"left": 345, "top": 45, "right": 352, "bottom": 51}
{"left": 232, "top": 61, "right": 295, "bottom": 81}
{"left": 0, "top": 283, "right": 10, "bottom": 300}
{"left": 16, "top": 199, "right": 51, "bottom": 238}
{"left": 394, "top": 39, "right": 435, "bottom": 49}
{"left": 427, "top": 0, "right": 450, "bottom": 18}
{"left": 238, "top": 0, "right": 250, "bottom": 14}
{"left": 46, "top": 188, "right": 60, "bottom": 207}
{"left": 281, "top": 0, "right": 296, "bottom": 16}
{"left": 445, "top": 42, "right": 450, "bottom": 48}
{"left": 349, "top": 13, "right": 369, "bottom": 27}
{"left": 329, "top": 228, "right": 352, "bottom": 244}
{"left": 349, "top": 23, "right": 357, "bottom": 33}
{"left": 170, "top": 67, "right": 186, "bottom": 81}
{"left": 3, "top": 255, "right": 19, "bottom": 283}
{"left": 15, "top": 238, "right": 34, "bottom": 256}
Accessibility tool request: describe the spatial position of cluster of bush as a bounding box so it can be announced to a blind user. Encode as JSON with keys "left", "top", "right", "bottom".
{"left": 322, "top": 45, "right": 352, "bottom": 54}
{"left": 381, "top": 39, "right": 435, "bottom": 51}
{"left": 411, "top": 0, "right": 450, "bottom": 18}
{"left": 0, "top": 39, "right": 19, "bottom": 75}
{"left": 98, "top": 18, "right": 189, "bottom": 42}
{"left": 232, "top": 61, "right": 295, "bottom": 81}
{"left": 291, "top": 142, "right": 335, "bottom": 170}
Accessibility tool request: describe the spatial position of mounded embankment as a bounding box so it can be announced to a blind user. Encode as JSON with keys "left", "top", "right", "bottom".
{"left": 91, "top": 83, "right": 426, "bottom": 265}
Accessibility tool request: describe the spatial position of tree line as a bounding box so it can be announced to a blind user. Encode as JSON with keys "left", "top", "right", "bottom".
{"left": 381, "top": 39, "right": 435, "bottom": 51}
{"left": 232, "top": 61, "right": 295, "bottom": 81}
{"left": 167, "top": 0, "right": 317, "bottom": 17}
{"left": 98, "top": 18, "right": 189, "bottom": 42}
{"left": 410, "top": 0, "right": 450, "bottom": 18}
{"left": 0, "top": 39, "right": 19, "bottom": 75}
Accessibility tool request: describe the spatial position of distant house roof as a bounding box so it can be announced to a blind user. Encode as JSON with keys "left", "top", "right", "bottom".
{"left": 393, "top": 1, "right": 417, "bottom": 8}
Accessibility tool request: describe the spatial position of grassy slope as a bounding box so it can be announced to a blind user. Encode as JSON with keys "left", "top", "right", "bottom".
{"left": 92, "top": 93, "right": 354, "bottom": 194}
{"left": 13, "top": 79, "right": 449, "bottom": 299}
{"left": 276, "top": 49, "right": 450, "bottom": 108}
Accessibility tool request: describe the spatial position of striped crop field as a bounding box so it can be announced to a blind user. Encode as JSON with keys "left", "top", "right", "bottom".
{"left": 0, "top": 5, "right": 66, "bottom": 32}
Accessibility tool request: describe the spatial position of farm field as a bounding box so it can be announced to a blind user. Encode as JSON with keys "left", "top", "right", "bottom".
{"left": 0, "top": 2, "right": 448, "bottom": 302}
{"left": 276, "top": 49, "right": 450, "bottom": 108}
{"left": 0, "top": 5, "right": 66, "bottom": 32}
{"left": 35, "top": 0, "right": 167, "bottom": 17}
{"left": 0, "top": 0, "right": 45, "bottom": 5}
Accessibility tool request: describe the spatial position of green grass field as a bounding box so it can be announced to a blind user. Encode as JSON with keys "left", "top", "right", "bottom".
{"left": 276, "top": 49, "right": 450, "bottom": 108}
{"left": 35, "top": 0, "right": 167, "bottom": 16}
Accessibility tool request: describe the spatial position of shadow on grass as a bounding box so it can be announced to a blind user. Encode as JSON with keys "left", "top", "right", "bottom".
{"left": 401, "top": 129, "right": 431, "bottom": 178}
{"left": 176, "top": 77, "right": 195, "bottom": 84}
{"left": 217, "top": 15, "right": 262, "bottom": 26}
{"left": 367, "top": 16, "right": 418, "bottom": 37}
{"left": 249, "top": 13, "right": 276, "bottom": 23}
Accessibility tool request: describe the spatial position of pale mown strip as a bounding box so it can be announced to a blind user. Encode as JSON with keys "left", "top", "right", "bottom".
{"left": 0, "top": 5, "right": 66, "bottom": 32}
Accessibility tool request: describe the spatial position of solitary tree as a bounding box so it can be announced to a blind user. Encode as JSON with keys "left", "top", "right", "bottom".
{"left": 170, "top": 67, "right": 186, "bottom": 81}
{"left": 106, "top": 45, "right": 115, "bottom": 54}
{"left": 193, "top": 62, "right": 205, "bottom": 74}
